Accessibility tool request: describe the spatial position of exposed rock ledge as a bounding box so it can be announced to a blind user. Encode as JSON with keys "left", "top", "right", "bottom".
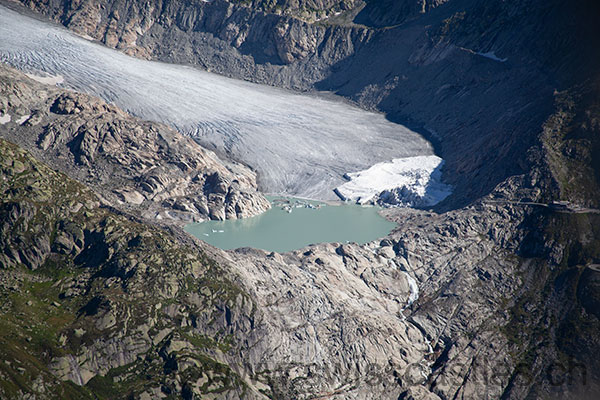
{"left": 0, "top": 64, "right": 270, "bottom": 222}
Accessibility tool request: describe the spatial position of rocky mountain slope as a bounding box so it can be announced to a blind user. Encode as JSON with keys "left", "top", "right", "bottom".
{"left": 3, "top": 110, "right": 598, "bottom": 398}
{"left": 0, "top": 137, "right": 266, "bottom": 399}
{"left": 0, "top": 65, "right": 270, "bottom": 223}
{"left": 0, "top": 131, "right": 533, "bottom": 400}
{"left": 1, "top": 0, "right": 600, "bottom": 399}
{"left": 2, "top": 65, "right": 599, "bottom": 399}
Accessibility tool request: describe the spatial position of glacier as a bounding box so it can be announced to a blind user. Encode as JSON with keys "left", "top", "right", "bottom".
{"left": 0, "top": 5, "right": 450, "bottom": 203}
{"left": 334, "top": 156, "right": 452, "bottom": 207}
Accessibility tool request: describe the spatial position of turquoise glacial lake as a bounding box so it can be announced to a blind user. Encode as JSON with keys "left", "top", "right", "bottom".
{"left": 185, "top": 197, "right": 396, "bottom": 253}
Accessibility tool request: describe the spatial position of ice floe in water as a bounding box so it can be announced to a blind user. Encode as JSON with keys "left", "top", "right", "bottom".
{"left": 334, "top": 155, "right": 452, "bottom": 207}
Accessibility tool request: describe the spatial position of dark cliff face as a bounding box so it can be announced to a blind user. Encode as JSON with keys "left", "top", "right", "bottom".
{"left": 507, "top": 82, "right": 600, "bottom": 399}
{"left": 13, "top": 0, "right": 600, "bottom": 209}
{"left": 316, "top": 0, "right": 600, "bottom": 208}
{"left": 354, "top": 0, "right": 450, "bottom": 27}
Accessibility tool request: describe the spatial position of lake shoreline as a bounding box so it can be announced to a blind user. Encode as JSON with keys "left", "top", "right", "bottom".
{"left": 185, "top": 196, "right": 396, "bottom": 253}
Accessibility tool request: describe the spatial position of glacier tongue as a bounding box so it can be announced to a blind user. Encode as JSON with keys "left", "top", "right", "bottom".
{"left": 0, "top": 5, "right": 440, "bottom": 201}
{"left": 334, "top": 155, "right": 452, "bottom": 207}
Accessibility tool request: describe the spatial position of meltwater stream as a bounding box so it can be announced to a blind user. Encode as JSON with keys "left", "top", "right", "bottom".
{"left": 0, "top": 5, "right": 435, "bottom": 200}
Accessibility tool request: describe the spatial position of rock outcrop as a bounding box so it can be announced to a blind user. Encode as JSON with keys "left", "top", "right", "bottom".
{"left": 0, "top": 64, "right": 270, "bottom": 223}
{"left": 3, "top": 123, "right": 599, "bottom": 398}
{"left": 0, "top": 138, "right": 266, "bottom": 399}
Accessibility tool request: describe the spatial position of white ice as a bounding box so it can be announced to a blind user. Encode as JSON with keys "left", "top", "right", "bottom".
{"left": 476, "top": 51, "right": 507, "bottom": 62}
{"left": 334, "top": 155, "right": 452, "bottom": 206}
{"left": 0, "top": 5, "right": 446, "bottom": 201}
{"left": 15, "top": 114, "right": 30, "bottom": 125}
{"left": 25, "top": 72, "right": 64, "bottom": 85}
{"left": 403, "top": 272, "right": 419, "bottom": 309}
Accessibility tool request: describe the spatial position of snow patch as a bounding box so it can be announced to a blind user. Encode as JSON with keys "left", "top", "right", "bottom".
{"left": 73, "top": 31, "right": 96, "bottom": 41}
{"left": 403, "top": 272, "right": 419, "bottom": 309}
{"left": 26, "top": 72, "right": 64, "bottom": 85}
{"left": 334, "top": 156, "right": 452, "bottom": 207}
{"left": 476, "top": 51, "right": 507, "bottom": 62}
{"left": 15, "top": 114, "right": 30, "bottom": 125}
{"left": 0, "top": 114, "right": 10, "bottom": 125}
